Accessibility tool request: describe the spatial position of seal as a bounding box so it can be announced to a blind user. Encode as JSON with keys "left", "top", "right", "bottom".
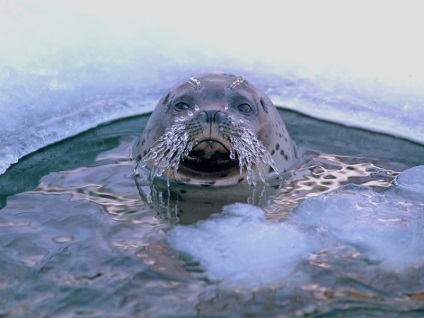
{"left": 134, "top": 73, "right": 298, "bottom": 188}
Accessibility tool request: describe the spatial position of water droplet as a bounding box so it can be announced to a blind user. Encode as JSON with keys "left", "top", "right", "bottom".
{"left": 194, "top": 104, "right": 200, "bottom": 111}
{"left": 141, "top": 121, "right": 196, "bottom": 182}
{"left": 226, "top": 124, "right": 279, "bottom": 186}
{"left": 53, "top": 235, "right": 73, "bottom": 243}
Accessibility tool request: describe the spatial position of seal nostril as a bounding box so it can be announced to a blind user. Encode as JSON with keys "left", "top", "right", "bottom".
{"left": 200, "top": 110, "right": 220, "bottom": 123}
{"left": 200, "top": 110, "right": 227, "bottom": 123}
{"left": 214, "top": 111, "right": 227, "bottom": 123}
{"left": 198, "top": 112, "right": 208, "bottom": 122}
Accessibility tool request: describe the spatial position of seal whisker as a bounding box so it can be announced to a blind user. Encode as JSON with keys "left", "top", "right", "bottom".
{"left": 137, "top": 121, "right": 195, "bottom": 184}
{"left": 142, "top": 111, "right": 281, "bottom": 186}
{"left": 187, "top": 76, "right": 202, "bottom": 90}
{"left": 224, "top": 120, "right": 280, "bottom": 185}
{"left": 229, "top": 76, "right": 245, "bottom": 90}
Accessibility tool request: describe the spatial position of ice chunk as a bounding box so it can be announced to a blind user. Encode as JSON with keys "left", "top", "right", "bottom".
{"left": 169, "top": 181, "right": 424, "bottom": 289}
{"left": 394, "top": 165, "right": 424, "bottom": 201}
{"left": 168, "top": 203, "right": 312, "bottom": 289}
{"left": 293, "top": 184, "right": 424, "bottom": 270}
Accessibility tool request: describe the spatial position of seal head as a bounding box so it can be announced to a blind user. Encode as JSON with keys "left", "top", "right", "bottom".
{"left": 134, "top": 73, "right": 298, "bottom": 187}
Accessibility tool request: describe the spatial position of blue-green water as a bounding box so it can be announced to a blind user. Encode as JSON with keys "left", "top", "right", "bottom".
{"left": 1, "top": 109, "right": 424, "bottom": 317}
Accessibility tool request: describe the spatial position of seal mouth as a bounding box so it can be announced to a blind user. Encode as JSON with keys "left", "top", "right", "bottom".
{"left": 181, "top": 139, "right": 239, "bottom": 173}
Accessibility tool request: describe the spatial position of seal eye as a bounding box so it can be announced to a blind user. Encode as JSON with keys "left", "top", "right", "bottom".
{"left": 237, "top": 103, "right": 252, "bottom": 114}
{"left": 175, "top": 102, "right": 190, "bottom": 110}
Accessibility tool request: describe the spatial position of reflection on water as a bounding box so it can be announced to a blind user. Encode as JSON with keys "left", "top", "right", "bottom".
{"left": 1, "top": 109, "right": 424, "bottom": 317}
{"left": 267, "top": 151, "right": 403, "bottom": 221}
{"left": 134, "top": 151, "right": 404, "bottom": 225}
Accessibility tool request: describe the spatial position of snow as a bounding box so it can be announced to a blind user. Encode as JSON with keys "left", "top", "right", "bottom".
{"left": 1, "top": 0, "right": 424, "bottom": 174}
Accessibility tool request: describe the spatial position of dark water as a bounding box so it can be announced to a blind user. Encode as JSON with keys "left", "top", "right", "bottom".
{"left": 1, "top": 109, "right": 424, "bottom": 317}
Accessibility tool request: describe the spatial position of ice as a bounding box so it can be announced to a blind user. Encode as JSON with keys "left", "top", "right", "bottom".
{"left": 228, "top": 124, "right": 279, "bottom": 185}
{"left": 293, "top": 184, "right": 424, "bottom": 270}
{"left": 395, "top": 165, "right": 424, "bottom": 201}
{"left": 168, "top": 203, "right": 312, "bottom": 289}
{"left": 1, "top": 1, "right": 424, "bottom": 175}
{"left": 169, "top": 176, "right": 424, "bottom": 288}
{"left": 137, "top": 121, "right": 194, "bottom": 183}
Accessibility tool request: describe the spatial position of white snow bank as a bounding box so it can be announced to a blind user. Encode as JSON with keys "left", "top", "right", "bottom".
{"left": 1, "top": 0, "right": 424, "bottom": 174}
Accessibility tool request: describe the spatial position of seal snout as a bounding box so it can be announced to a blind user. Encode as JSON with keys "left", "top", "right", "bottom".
{"left": 198, "top": 110, "right": 227, "bottom": 124}
{"left": 193, "top": 109, "right": 232, "bottom": 150}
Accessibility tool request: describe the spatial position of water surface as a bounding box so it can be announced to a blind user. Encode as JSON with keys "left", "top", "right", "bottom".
{"left": 1, "top": 109, "right": 424, "bottom": 317}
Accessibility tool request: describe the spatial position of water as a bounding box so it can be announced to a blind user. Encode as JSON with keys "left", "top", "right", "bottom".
{"left": 1, "top": 109, "right": 424, "bottom": 317}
